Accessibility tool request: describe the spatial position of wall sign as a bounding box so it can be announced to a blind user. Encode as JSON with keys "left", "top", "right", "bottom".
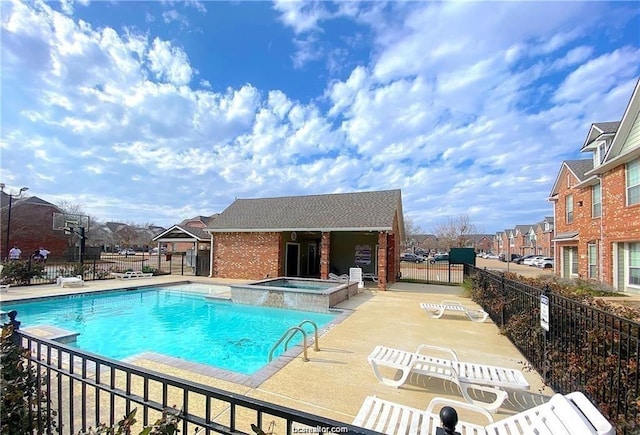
{"left": 355, "top": 245, "right": 371, "bottom": 265}
{"left": 291, "top": 232, "right": 297, "bottom": 241}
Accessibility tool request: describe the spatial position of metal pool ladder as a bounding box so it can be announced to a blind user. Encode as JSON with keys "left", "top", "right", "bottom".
{"left": 268, "top": 320, "right": 320, "bottom": 362}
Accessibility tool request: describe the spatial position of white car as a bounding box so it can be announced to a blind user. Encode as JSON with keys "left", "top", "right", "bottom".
{"left": 535, "top": 257, "right": 554, "bottom": 269}
{"left": 485, "top": 253, "right": 499, "bottom": 259}
{"left": 523, "top": 255, "right": 544, "bottom": 266}
{"left": 119, "top": 248, "right": 136, "bottom": 256}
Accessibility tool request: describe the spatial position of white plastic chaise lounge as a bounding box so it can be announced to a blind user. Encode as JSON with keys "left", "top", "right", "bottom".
{"left": 349, "top": 267, "right": 364, "bottom": 289}
{"left": 353, "top": 392, "right": 615, "bottom": 435}
{"left": 420, "top": 300, "right": 489, "bottom": 322}
{"left": 56, "top": 275, "right": 84, "bottom": 288}
{"left": 110, "top": 271, "right": 154, "bottom": 280}
{"left": 368, "top": 344, "right": 529, "bottom": 411}
{"left": 328, "top": 273, "right": 349, "bottom": 281}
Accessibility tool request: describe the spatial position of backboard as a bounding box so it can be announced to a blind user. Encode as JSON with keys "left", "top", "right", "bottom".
{"left": 53, "top": 212, "right": 90, "bottom": 234}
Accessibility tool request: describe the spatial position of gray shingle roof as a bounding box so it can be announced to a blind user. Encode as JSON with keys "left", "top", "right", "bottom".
{"left": 593, "top": 121, "right": 620, "bottom": 134}
{"left": 564, "top": 159, "right": 594, "bottom": 182}
{"left": 208, "top": 189, "right": 403, "bottom": 232}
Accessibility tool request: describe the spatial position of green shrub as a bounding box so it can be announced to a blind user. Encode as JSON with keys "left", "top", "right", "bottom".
{"left": 468, "top": 268, "right": 640, "bottom": 432}
{"left": 141, "top": 266, "right": 158, "bottom": 275}
{"left": 0, "top": 261, "right": 44, "bottom": 285}
{"left": 56, "top": 263, "right": 88, "bottom": 278}
{"left": 79, "top": 408, "right": 182, "bottom": 435}
{"left": 1, "top": 322, "right": 56, "bottom": 434}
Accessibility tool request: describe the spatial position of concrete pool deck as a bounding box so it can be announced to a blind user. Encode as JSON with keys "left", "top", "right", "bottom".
{"left": 0, "top": 276, "right": 553, "bottom": 428}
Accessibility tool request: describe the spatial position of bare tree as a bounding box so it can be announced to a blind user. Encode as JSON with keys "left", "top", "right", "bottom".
{"left": 432, "top": 215, "right": 478, "bottom": 251}
{"left": 402, "top": 216, "right": 424, "bottom": 250}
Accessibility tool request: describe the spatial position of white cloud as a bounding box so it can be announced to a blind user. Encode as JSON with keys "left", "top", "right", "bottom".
{"left": 147, "top": 38, "right": 193, "bottom": 85}
{"left": 272, "top": 0, "right": 327, "bottom": 35}
{"left": 1, "top": 0, "right": 638, "bottom": 231}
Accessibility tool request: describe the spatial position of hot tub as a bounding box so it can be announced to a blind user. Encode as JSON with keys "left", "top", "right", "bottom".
{"left": 229, "top": 277, "right": 359, "bottom": 313}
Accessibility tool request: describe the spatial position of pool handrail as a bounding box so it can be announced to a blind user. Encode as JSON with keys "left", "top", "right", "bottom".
{"left": 269, "top": 326, "right": 309, "bottom": 362}
{"left": 287, "top": 320, "right": 320, "bottom": 352}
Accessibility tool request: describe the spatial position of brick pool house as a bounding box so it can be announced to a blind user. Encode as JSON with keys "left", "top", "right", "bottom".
{"left": 205, "top": 189, "right": 405, "bottom": 290}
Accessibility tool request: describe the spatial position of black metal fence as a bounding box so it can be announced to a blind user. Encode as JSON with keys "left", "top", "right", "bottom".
{"left": 399, "top": 261, "right": 463, "bottom": 285}
{"left": 1, "top": 252, "right": 206, "bottom": 286}
{"left": 16, "top": 329, "right": 376, "bottom": 434}
{"left": 464, "top": 264, "right": 640, "bottom": 434}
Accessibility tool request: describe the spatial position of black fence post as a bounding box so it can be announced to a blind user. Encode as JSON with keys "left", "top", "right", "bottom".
{"left": 500, "top": 272, "right": 506, "bottom": 326}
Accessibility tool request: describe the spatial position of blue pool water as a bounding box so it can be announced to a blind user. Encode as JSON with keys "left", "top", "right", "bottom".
{"left": 2, "top": 284, "right": 336, "bottom": 375}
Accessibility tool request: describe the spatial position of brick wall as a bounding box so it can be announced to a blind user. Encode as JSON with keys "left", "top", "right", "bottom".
{"left": 553, "top": 165, "right": 602, "bottom": 279}
{"left": 602, "top": 164, "right": 640, "bottom": 285}
{"left": 2, "top": 203, "right": 69, "bottom": 259}
{"left": 212, "top": 232, "right": 281, "bottom": 279}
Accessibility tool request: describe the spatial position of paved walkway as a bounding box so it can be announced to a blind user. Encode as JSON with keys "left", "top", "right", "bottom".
{"left": 0, "top": 277, "right": 553, "bottom": 428}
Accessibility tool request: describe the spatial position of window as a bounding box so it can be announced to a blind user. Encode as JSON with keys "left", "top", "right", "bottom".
{"left": 630, "top": 242, "right": 640, "bottom": 287}
{"left": 563, "top": 246, "right": 579, "bottom": 278}
{"left": 627, "top": 159, "right": 640, "bottom": 206}
{"left": 588, "top": 242, "right": 598, "bottom": 279}
{"left": 566, "top": 195, "right": 574, "bottom": 224}
{"left": 594, "top": 142, "right": 607, "bottom": 167}
{"left": 592, "top": 182, "right": 601, "bottom": 218}
{"left": 566, "top": 174, "right": 572, "bottom": 188}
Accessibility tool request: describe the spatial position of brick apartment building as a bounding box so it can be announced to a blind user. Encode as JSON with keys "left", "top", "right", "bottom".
{"left": 493, "top": 217, "right": 554, "bottom": 258}
{"left": 0, "top": 194, "right": 69, "bottom": 260}
{"left": 549, "top": 79, "right": 640, "bottom": 293}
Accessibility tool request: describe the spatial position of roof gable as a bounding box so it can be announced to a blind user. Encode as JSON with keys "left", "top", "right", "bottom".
{"left": 548, "top": 160, "right": 594, "bottom": 198}
{"left": 588, "top": 79, "right": 640, "bottom": 174}
{"left": 581, "top": 122, "right": 620, "bottom": 151}
{"left": 208, "top": 189, "right": 403, "bottom": 235}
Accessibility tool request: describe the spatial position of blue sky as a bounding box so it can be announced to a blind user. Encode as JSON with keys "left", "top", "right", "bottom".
{"left": 1, "top": 0, "right": 639, "bottom": 234}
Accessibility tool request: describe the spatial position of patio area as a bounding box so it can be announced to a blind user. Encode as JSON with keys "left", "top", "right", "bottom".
{"left": 0, "top": 277, "right": 552, "bottom": 429}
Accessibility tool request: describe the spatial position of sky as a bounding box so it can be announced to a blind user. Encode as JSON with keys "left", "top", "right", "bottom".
{"left": 1, "top": 0, "right": 639, "bottom": 234}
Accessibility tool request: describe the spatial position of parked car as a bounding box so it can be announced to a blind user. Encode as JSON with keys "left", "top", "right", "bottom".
{"left": 429, "top": 253, "right": 449, "bottom": 264}
{"left": 534, "top": 257, "right": 554, "bottom": 268}
{"left": 499, "top": 253, "right": 522, "bottom": 262}
{"left": 400, "top": 253, "right": 425, "bottom": 263}
{"left": 515, "top": 254, "right": 536, "bottom": 264}
{"left": 524, "top": 255, "right": 544, "bottom": 266}
{"left": 484, "top": 253, "right": 499, "bottom": 260}
{"left": 119, "top": 248, "right": 136, "bottom": 256}
{"left": 149, "top": 247, "right": 167, "bottom": 255}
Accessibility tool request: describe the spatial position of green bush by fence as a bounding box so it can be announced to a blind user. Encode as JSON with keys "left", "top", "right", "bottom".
{"left": 464, "top": 265, "right": 639, "bottom": 434}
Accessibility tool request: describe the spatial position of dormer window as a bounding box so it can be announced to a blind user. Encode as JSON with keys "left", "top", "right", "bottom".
{"left": 593, "top": 141, "right": 607, "bottom": 167}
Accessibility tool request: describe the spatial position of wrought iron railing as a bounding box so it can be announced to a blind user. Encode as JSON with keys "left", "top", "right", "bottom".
{"left": 17, "top": 330, "right": 377, "bottom": 434}
{"left": 398, "top": 261, "right": 463, "bottom": 285}
{"left": 464, "top": 264, "right": 639, "bottom": 434}
{"left": 1, "top": 252, "right": 201, "bottom": 286}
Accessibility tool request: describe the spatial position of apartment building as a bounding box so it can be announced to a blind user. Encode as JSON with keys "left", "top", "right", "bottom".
{"left": 549, "top": 79, "right": 640, "bottom": 293}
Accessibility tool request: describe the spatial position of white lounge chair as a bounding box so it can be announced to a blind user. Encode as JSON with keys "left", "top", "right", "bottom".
{"left": 353, "top": 392, "right": 615, "bottom": 435}
{"left": 111, "top": 271, "right": 154, "bottom": 280}
{"left": 328, "top": 273, "right": 349, "bottom": 281}
{"left": 368, "top": 344, "right": 529, "bottom": 411}
{"left": 349, "top": 267, "right": 364, "bottom": 289}
{"left": 363, "top": 272, "right": 378, "bottom": 283}
{"left": 56, "top": 275, "right": 84, "bottom": 288}
{"left": 420, "top": 300, "right": 489, "bottom": 322}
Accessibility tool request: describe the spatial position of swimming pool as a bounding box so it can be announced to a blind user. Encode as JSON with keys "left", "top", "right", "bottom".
{"left": 1, "top": 283, "right": 337, "bottom": 375}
